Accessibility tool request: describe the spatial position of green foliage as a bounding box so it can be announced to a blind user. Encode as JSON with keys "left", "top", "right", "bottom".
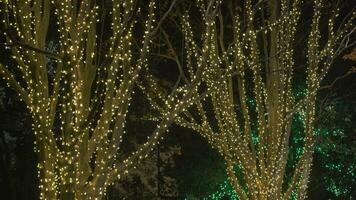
{"left": 196, "top": 86, "right": 355, "bottom": 200}
{"left": 312, "top": 102, "right": 355, "bottom": 199}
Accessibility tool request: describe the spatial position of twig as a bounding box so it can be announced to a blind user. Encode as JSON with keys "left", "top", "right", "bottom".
{"left": 160, "top": 27, "right": 189, "bottom": 83}
{"left": 150, "top": 0, "right": 178, "bottom": 36}
{"left": 4, "top": 30, "right": 62, "bottom": 60}
{"left": 319, "top": 67, "right": 356, "bottom": 91}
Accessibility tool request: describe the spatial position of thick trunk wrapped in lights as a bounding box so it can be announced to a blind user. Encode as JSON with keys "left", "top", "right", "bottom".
{"left": 0, "top": 0, "right": 203, "bottom": 199}
{"left": 143, "top": 0, "right": 354, "bottom": 199}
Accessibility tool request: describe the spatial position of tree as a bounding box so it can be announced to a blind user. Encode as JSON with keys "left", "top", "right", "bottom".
{"left": 143, "top": 0, "right": 355, "bottom": 199}
{"left": 0, "top": 0, "right": 203, "bottom": 199}
{"left": 199, "top": 91, "right": 356, "bottom": 200}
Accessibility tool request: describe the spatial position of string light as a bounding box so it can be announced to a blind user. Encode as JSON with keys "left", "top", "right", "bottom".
{"left": 142, "top": 1, "right": 354, "bottom": 200}
{"left": 0, "top": 0, "right": 353, "bottom": 199}
{"left": 0, "top": 0, "right": 203, "bottom": 199}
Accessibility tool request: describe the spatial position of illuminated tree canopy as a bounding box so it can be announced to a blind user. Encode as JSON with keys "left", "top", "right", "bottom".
{"left": 0, "top": 0, "right": 205, "bottom": 199}
{"left": 143, "top": 0, "right": 354, "bottom": 199}
{"left": 0, "top": 0, "right": 355, "bottom": 200}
